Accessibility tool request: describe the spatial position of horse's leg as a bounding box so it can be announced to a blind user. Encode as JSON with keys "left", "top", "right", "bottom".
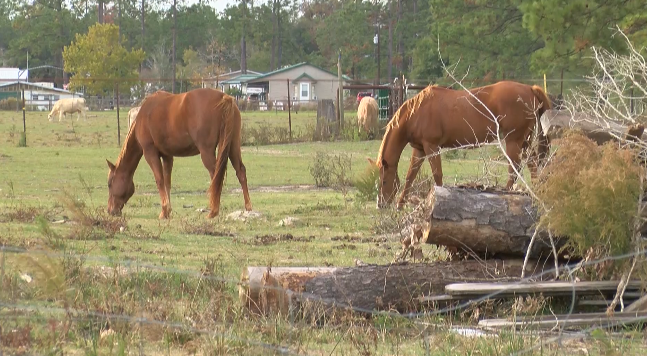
{"left": 504, "top": 138, "right": 523, "bottom": 190}
{"left": 424, "top": 145, "right": 443, "bottom": 187}
{"left": 143, "top": 149, "right": 170, "bottom": 219}
{"left": 199, "top": 148, "right": 217, "bottom": 180}
{"left": 229, "top": 145, "right": 253, "bottom": 212}
{"left": 161, "top": 155, "right": 174, "bottom": 218}
{"left": 396, "top": 147, "right": 425, "bottom": 209}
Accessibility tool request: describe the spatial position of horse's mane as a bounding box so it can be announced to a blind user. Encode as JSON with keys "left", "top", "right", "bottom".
{"left": 115, "top": 118, "right": 138, "bottom": 167}
{"left": 375, "top": 85, "right": 436, "bottom": 166}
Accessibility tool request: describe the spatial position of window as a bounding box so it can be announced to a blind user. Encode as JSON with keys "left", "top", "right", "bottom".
{"left": 300, "top": 83, "right": 310, "bottom": 100}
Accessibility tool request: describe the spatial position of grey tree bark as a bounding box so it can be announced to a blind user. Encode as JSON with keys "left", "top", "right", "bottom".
{"left": 421, "top": 186, "right": 570, "bottom": 259}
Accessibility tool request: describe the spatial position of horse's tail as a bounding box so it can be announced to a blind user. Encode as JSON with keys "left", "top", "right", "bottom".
{"left": 530, "top": 85, "right": 553, "bottom": 169}
{"left": 208, "top": 94, "right": 237, "bottom": 216}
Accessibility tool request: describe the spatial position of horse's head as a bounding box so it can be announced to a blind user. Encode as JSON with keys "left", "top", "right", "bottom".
{"left": 367, "top": 158, "right": 400, "bottom": 209}
{"left": 106, "top": 159, "right": 135, "bottom": 216}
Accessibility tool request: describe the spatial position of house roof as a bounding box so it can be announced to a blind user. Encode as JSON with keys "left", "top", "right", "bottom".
{"left": 209, "top": 69, "right": 263, "bottom": 80}
{"left": 0, "top": 81, "right": 82, "bottom": 95}
{"left": 248, "top": 62, "right": 352, "bottom": 82}
{"left": 220, "top": 74, "right": 262, "bottom": 84}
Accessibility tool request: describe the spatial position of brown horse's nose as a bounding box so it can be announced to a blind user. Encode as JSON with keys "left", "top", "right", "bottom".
{"left": 107, "top": 207, "right": 122, "bottom": 216}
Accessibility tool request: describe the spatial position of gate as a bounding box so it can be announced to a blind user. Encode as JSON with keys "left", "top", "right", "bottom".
{"left": 344, "top": 76, "right": 428, "bottom": 128}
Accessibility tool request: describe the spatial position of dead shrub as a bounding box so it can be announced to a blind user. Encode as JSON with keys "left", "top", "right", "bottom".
{"left": 242, "top": 122, "right": 292, "bottom": 146}
{"left": 180, "top": 217, "right": 235, "bottom": 237}
{"left": 1, "top": 205, "right": 59, "bottom": 223}
{"left": 58, "top": 191, "right": 125, "bottom": 240}
{"left": 0, "top": 97, "right": 18, "bottom": 110}
{"left": 535, "top": 131, "right": 643, "bottom": 276}
{"left": 308, "top": 151, "right": 353, "bottom": 189}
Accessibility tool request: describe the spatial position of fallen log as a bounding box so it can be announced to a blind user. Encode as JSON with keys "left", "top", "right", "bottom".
{"left": 239, "top": 260, "right": 540, "bottom": 315}
{"left": 540, "top": 109, "right": 645, "bottom": 145}
{"left": 421, "top": 186, "right": 570, "bottom": 259}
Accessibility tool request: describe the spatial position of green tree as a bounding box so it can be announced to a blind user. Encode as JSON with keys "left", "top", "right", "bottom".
{"left": 63, "top": 23, "right": 146, "bottom": 95}
{"left": 6, "top": 0, "right": 87, "bottom": 81}
{"left": 517, "top": 0, "right": 644, "bottom": 74}
{"left": 411, "top": 36, "right": 443, "bottom": 84}
{"left": 429, "top": 0, "right": 539, "bottom": 82}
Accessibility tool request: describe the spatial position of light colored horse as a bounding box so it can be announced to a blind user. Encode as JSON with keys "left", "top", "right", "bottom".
{"left": 48, "top": 97, "right": 88, "bottom": 122}
{"left": 357, "top": 96, "right": 379, "bottom": 138}
{"left": 127, "top": 106, "right": 141, "bottom": 128}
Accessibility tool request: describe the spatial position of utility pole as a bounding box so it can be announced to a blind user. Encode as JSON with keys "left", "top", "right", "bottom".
{"left": 172, "top": 0, "right": 177, "bottom": 93}
{"left": 337, "top": 49, "right": 344, "bottom": 131}
{"left": 374, "top": 0, "right": 380, "bottom": 86}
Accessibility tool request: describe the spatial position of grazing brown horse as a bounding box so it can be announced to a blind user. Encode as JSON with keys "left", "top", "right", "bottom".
{"left": 106, "top": 88, "right": 252, "bottom": 219}
{"left": 368, "top": 80, "right": 551, "bottom": 209}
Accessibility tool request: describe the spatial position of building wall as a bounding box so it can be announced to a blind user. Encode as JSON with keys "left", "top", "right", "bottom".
{"left": 263, "top": 66, "right": 342, "bottom": 101}
{"left": 25, "top": 89, "right": 81, "bottom": 111}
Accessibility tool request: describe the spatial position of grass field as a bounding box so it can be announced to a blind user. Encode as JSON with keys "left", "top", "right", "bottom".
{"left": 1, "top": 109, "right": 644, "bottom": 355}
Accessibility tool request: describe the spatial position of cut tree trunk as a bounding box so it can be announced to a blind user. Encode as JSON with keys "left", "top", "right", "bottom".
{"left": 541, "top": 109, "right": 646, "bottom": 145}
{"left": 239, "top": 260, "right": 539, "bottom": 315}
{"left": 421, "top": 186, "right": 570, "bottom": 259}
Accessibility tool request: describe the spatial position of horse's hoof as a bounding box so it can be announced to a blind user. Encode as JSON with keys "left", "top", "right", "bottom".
{"left": 159, "top": 210, "right": 171, "bottom": 219}
{"left": 207, "top": 211, "right": 219, "bottom": 219}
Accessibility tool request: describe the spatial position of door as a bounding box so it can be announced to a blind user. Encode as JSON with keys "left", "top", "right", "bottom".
{"left": 299, "top": 82, "right": 310, "bottom": 101}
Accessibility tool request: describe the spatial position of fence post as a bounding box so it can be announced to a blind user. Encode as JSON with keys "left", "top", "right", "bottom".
{"left": 337, "top": 50, "right": 344, "bottom": 132}
{"left": 22, "top": 89, "right": 26, "bottom": 147}
{"left": 287, "top": 79, "right": 292, "bottom": 141}
{"left": 116, "top": 83, "right": 121, "bottom": 146}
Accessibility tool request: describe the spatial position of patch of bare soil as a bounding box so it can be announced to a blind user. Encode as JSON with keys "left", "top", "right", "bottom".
{"left": 229, "top": 185, "right": 332, "bottom": 194}
{"left": 180, "top": 219, "right": 236, "bottom": 237}
{"left": 241, "top": 234, "right": 315, "bottom": 246}
{"left": 330, "top": 235, "right": 389, "bottom": 244}
{"left": 333, "top": 243, "right": 357, "bottom": 250}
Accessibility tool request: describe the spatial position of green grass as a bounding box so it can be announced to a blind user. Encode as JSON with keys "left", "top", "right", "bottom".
{"left": 1, "top": 109, "right": 643, "bottom": 355}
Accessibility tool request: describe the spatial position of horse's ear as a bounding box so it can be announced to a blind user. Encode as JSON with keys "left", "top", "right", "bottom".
{"left": 106, "top": 159, "right": 116, "bottom": 171}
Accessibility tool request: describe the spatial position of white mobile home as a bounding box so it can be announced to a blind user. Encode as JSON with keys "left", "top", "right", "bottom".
{"left": 0, "top": 81, "right": 83, "bottom": 111}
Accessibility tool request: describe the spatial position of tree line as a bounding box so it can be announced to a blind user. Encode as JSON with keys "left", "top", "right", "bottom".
{"left": 0, "top": 0, "right": 645, "bottom": 94}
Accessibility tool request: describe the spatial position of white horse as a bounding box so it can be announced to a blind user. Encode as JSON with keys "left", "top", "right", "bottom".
{"left": 127, "top": 106, "right": 141, "bottom": 128}
{"left": 357, "top": 96, "right": 379, "bottom": 138}
{"left": 48, "top": 97, "right": 88, "bottom": 122}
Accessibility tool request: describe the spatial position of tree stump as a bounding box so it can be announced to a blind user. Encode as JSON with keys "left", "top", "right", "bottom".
{"left": 421, "top": 186, "right": 570, "bottom": 259}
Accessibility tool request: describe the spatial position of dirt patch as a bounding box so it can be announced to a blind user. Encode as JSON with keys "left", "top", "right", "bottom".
{"left": 180, "top": 219, "right": 236, "bottom": 237}
{"left": 0, "top": 205, "right": 61, "bottom": 223}
{"left": 333, "top": 243, "right": 357, "bottom": 250}
{"left": 242, "top": 234, "right": 315, "bottom": 246}
{"left": 230, "top": 185, "right": 333, "bottom": 194}
{"left": 330, "top": 235, "right": 389, "bottom": 244}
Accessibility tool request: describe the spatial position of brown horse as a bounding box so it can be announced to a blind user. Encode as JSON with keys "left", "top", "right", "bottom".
{"left": 368, "top": 80, "right": 551, "bottom": 209}
{"left": 106, "top": 88, "right": 252, "bottom": 219}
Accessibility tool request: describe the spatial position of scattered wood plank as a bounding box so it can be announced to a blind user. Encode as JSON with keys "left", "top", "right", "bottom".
{"left": 421, "top": 186, "right": 570, "bottom": 259}
{"left": 479, "top": 311, "right": 647, "bottom": 330}
{"left": 445, "top": 281, "right": 643, "bottom": 298}
{"left": 239, "top": 260, "right": 539, "bottom": 316}
{"left": 625, "top": 293, "right": 647, "bottom": 313}
{"left": 541, "top": 110, "right": 646, "bottom": 145}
